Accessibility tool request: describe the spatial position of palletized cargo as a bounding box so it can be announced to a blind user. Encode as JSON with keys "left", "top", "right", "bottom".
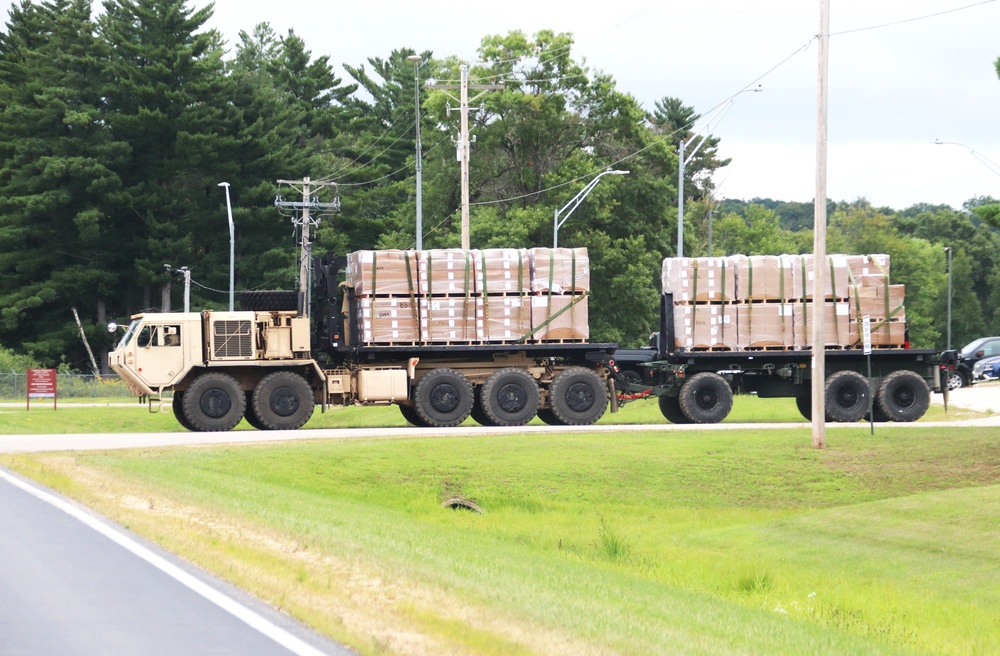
{"left": 477, "top": 248, "right": 530, "bottom": 295}
{"left": 662, "top": 256, "right": 737, "bottom": 303}
{"left": 356, "top": 297, "right": 420, "bottom": 344}
{"left": 418, "top": 249, "right": 476, "bottom": 296}
{"left": 529, "top": 294, "right": 589, "bottom": 341}
{"left": 476, "top": 296, "right": 531, "bottom": 342}
{"left": 528, "top": 247, "right": 590, "bottom": 293}
{"left": 347, "top": 250, "right": 419, "bottom": 297}
{"left": 420, "top": 297, "right": 477, "bottom": 342}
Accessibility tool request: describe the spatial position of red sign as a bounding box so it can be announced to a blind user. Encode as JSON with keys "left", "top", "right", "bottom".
{"left": 27, "top": 368, "right": 57, "bottom": 410}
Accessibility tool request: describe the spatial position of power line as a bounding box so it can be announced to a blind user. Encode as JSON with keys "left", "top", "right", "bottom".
{"left": 831, "top": 0, "right": 997, "bottom": 36}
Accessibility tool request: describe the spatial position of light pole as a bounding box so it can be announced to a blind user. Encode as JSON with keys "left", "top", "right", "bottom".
{"left": 945, "top": 246, "right": 952, "bottom": 350}
{"left": 933, "top": 139, "right": 1000, "bottom": 179}
{"left": 218, "top": 182, "right": 235, "bottom": 311}
{"left": 553, "top": 170, "right": 629, "bottom": 248}
{"left": 407, "top": 54, "right": 424, "bottom": 250}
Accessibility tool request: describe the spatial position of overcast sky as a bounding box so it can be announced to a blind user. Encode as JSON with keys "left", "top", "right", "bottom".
{"left": 4, "top": 0, "right": 1000, "bottom": 209}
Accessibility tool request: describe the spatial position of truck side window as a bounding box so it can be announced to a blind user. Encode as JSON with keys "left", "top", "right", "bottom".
{"left": 137, "top": 325, "right": 154, "bottom": 348}
{"left": 163, "top": 325, "right": 181, "bottom": 347}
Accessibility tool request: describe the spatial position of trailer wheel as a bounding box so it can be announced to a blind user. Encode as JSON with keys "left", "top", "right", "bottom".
{"left": 171, "top": 392, "right": 196, "bottom": 431}
{"left": 399, "top": 403, "right": 430, "bottom": 427}
{"left": 181, "top": 373, "right": 246, "bottom": 432}
{"left": 252, "top": 371, "right": 315, "bottom": 430}
{"left": 413, "top": 368, "right": 474, "bottom": 427}
{"left": 243, "top": 392, "right": 268, "bottom": 430}
{"left": 824, "top": 370, "right": 870, "bottom": 422}
{"left": 795, "top": 396, "right": 812, "bottom": 421}
{"left": 677, "top": 373, "right": 733, "bottom": 424}
{"left": 658, "top": 394, "right": 691, "bottom": 424}
{"left": 549, "top": 367, "right": 608, "bottom": 426}
{"left": 876, "top": 370, "right": 930, "bottom": 422}
{"left": 481, "top": 368, "right": 540, "bottom": 426}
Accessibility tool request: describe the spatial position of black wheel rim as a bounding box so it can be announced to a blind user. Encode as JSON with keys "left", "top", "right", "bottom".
{"left": 837, "top": 387, "right": 860, "bottom": 410}
{"left": 893, "top": 387, "right": 914, "bottom": 409}
{"left": 497, "top": 383, "right": 527, "bottom": 413}
{"left": 200, "top": 388, "right": 232, "bottom": 418}
{"left": 268, "top": 385, "right": 300, "bottom": 417}
{"left": 430, "top": 383, "right": 460, "bottom": 413}
{"left": 696, "top": 388, "right": 719, "bottom": 411}
{"left": 565, "top": 382, "right": 595, "bottom": 412}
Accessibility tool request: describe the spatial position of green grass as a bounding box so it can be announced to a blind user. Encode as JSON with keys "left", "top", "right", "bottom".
{"left": 4, "top": 427, "right": 998, "bottom": 655}
{"left": 0, "top": 392, "right": 979, "bottom": 434}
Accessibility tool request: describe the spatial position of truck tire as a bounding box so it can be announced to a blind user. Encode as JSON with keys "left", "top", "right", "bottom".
{"left": 480, "top": 368, "right": 540, "bottom": 426}
{"left": 181, "top": 373, "right": 246, "bottom": 432}
{"left": 795, "top": 396, "right": 811, "bottom": 421}
{"left": 171, "top": 392, "right": 196, "bottom": 431}
{"left": 536, "top": 408, "right": 561, "bottom": 425}
{"left": 548, "top": 367, "right": 608, "bottom": 426}
{"left": 243, "top": 392, "right": 268, "bottom": 429}
{"left": 824, "top": 370, "right": 869, "bottom": 423}
{"left": 239, "top": 290, "right": 299, "bottom": 312}
{"left": 658, "top": 394, "right": 691, "bottom": 424}
{"left": 876, "top": 370, "right": 930, "bottom": 422}
{"left": 677, "top": 372, "right": 733, "bottom": 424}
{"left": 399, "top": 403, "right": 430, "bottom": 427}
{"left": 252, "top": 371, "right": 315, "bottom": 430}
{"left": 413, "top": 368, "right": 474, "bottom": 427}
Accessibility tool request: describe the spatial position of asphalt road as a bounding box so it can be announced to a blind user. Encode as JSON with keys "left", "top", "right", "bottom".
{"left": 0, "top": 468, "right": 353, "bottom": 656}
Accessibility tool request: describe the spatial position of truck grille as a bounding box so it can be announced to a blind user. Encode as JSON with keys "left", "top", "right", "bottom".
{"left": 213, "top": 320, "right": 253, "bottom": 358}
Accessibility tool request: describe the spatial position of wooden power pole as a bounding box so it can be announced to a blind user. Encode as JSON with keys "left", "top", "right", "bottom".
{"left": 275, "top": 177, "right": 340, "bottom": 318}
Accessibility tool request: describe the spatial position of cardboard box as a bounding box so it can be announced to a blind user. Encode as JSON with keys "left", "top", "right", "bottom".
{"left": 420, "top": 298, "right": 477, "bottom": 342}
{"left": 347, "top": 250, "right": 419, "bottom": 297}
{"left": 476, "top": 296, "right": 532, "bottom": 342}
{"left": 356, "top": 297, "right": 420, "bottom": 343}
{"left": 529, "top": 248, "right": 590, "bottom": 293}
{"left": 418, "top": 249, "right": 476, "bottom": 296}
{"left": 734, "top": 255, "right": 796, "bottom": 302}
{"left": 673, "top": 303, "right": 738, "bottom": 350}
{"left": 661, "top": 257, "right": 737, "bottom": 302}
{"left": 476, "top": 248, "right": 530, "bottom": 295}
{"left": 529, "top": 294, "right": 589, "bottom": 341}
{"left": 849, "top": 283, "right": 906, "bottom": 321}
{"left": 794, "top": 255, "right": 850, "bottom": 300}
{"left": 793, "top": 301, "right": 851, "bottom": 348}
{"left": 842, "top": 253, "right": 890, "bottom": 280}
{"left": 736, "top": 303, "right": 795, "bottom": 349}
{"left": 849, "top": 316, "right": 907, "bottom": 348}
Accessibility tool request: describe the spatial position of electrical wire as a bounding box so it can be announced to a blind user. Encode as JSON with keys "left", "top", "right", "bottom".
{"left": 830, "top": 0, "right": 997, "bottom": 36}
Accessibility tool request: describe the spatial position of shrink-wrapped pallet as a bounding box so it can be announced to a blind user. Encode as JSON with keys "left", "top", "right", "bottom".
{"left": 736, "top": 303, "right": 795, "bottom": 349}
{"left": 347, "top": 250, "right": 419, "bottom": 297}
{"left": 793, "top": 301, "right": 851, "bottom": 348}
{"left": 356, "top": 297, "right": 420, "bottom": 344}
{"left": 529, "top": 294, "right": 589, "bottom": 341}
{"left": 476, "top": 248, "right": 530, "bottom": 295}
{"left": 529, "top": 248, "right": 590, "bottom": 293}
{"left": 661, "top": 257, "right": 737, "bottom": 302}
{"left": 476, "top": 296, "right": 531, "bottom": 342}
{"left": 843, "top": 253, "right": 890, "bottom": 281}
{"left": 794, "top": 255, "right": 850, "bottom": 300}
{"left": 734, "top": 255, "right": 796, "bottom": 302}
{"left": 420, "top": 298, "right": 476, "bottom": 342}
{"left": 418, "top": 249, "right": 476, "bottom": 296}
{"left": 849, "top": 283, "right": 905, "bottom": 321}
{"left": 673, "top": 303, "right": 738, "bottom": 350}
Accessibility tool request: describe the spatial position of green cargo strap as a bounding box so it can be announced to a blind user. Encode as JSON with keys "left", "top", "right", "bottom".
{"left": 426, "top": 253, "right": 433, "bottom": 329}
{"left": 691, "top": 259, "right": 699, "bottom": 339}
{"left": 881, "top": 272, "right": 890, "bottom": 328}
{"left": 404, "top": 253, "right": 420, "bottom": 340}
{"left": 547, "top": 249, "right": 555, "bottom": 316}
{"left": 517, "top": 293, "right": 588, "bottom": 343}
{"left": 720, "top": 258, "right": 727, "bottom": 303}
{"left": 847, "top": 266, "right": 862, "bottom": 326}
{"left": 570, "top": 249, "right": 577, "bottom": 326}
{"left": 747, "top": 259, "right": 753, "bottom": 334}
{"left": 779, "top": 259, "right": 787, "bottom": 342}
{"left": 828, "top": 256, "right": 837, "bottom": 300}
{"left": 370, "top": 251, "right": 378, "bottom": 329}
{"left": 480, "top": 251, "right": 490, "bottom": 336}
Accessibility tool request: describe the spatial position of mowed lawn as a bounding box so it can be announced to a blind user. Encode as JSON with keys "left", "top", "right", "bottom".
{"left": 3, "top": 425, "right": 998, "bottom": 655}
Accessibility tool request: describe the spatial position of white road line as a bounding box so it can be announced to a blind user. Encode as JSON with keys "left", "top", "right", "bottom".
{"left": 0, "top": 468, "right": 332, "bottom": 656}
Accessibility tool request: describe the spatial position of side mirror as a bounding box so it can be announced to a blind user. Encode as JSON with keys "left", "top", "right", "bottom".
{"left": 107, "top": 322, "right": 118, "bottom": 333}
{"left": 976, "top": 350, "right": 985, "bottom": 358}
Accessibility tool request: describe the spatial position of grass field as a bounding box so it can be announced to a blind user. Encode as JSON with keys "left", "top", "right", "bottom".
{"left": 3, "top": 424, "right": 998, "bottom": 655}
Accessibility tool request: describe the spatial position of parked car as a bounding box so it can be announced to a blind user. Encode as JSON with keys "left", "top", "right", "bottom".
{"left": 972, "top": 354, "right": 1000, "bottom": 382}
{"left": 951, "top": 336, "right": 1000, "bottom": 389}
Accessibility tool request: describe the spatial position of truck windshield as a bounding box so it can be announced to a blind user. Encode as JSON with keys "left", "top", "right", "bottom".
{"left": 119, "top": 319, "right": 142, "bottom": 348}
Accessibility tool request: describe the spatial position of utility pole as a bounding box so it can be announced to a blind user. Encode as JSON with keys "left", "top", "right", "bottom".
{"left": 426, "top": 64, "right": 503, "bottom": 249}
{"left": 275, "top": 177, "right": 340, "bottom": 318}
{"left": 812, "top": 0, "right": 830, "bottom": 449}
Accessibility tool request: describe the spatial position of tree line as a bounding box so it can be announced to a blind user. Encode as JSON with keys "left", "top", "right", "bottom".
{"left": 0, "top": 0, "right": 997, "bottom": 371}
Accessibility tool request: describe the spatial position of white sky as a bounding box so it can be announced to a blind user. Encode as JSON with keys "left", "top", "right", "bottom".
{"left": 5, "top": 0, "right": 1000, "bottom": 209}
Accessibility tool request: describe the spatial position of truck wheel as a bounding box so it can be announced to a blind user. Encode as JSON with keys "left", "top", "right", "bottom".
{"left": 536, "top": 408, "right": 562, "bottom": 425}
{"left": 677, "top": 372, "right": 733, "bottom": 423}
{"left": 413, "top": 368, "right": 474, "bottom": 427}
{"left": 480, "top": 368, "right": 540, "bottom": 426}
{"left": 795, "top": 396, "right": 811, "bottom": 421}
{"left": 658, "top": 394, "right": 691, "bottom": 424}
{"left": 181, "top": 373, "right": 246, "bottom": 432}
{"left": 399, "top": 403, "right": 430, "bottom": 427}
{"left": 243, "top": 392, "right": 268, "bottom": 430}
{"left": 171, "top": 392, "right": 196, "bottom": 431}
{"left": 876, "top": 370, "right": 930, "bottom": 422}
{"left": 549, "top": 367, "right": 608, "bottom": 426}
{"left": 824, "top": 370, "right": 869, "bottom": 423}
{"left": 252, "top": 371, "right": 315, "bottom": 430}
{"left": 469, "top": 388, "right": 496, "bottom": 426}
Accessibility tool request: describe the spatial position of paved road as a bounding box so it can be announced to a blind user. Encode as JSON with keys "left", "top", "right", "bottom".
{"left": 0, "top": 468, "right": 353, "bottom": 656}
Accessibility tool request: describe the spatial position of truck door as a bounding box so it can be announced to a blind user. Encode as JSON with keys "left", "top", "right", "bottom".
{"left": 132, "top": 322, "right": 187, "bottom": 389}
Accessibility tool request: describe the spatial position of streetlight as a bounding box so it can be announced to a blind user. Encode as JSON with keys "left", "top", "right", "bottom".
{"left": 218, "top": 182, "right": 235, "bottom": 311}
{"left": 677, "top": 87, "right": 761, "bottom": 257}
{"left": 933, "top": 139, "right": 1000, "bottom": 179}
{"left": 945, "top": 246, "right": 952, "bottom": 350}
{"left": 407, "top": 54, "right": 424, "bottom": 250}
{"left": 553, "top": 169, "right": 629, "bottom": 248}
